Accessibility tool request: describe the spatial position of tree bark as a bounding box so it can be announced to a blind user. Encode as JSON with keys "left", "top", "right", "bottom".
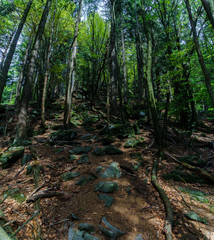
{"left": 15, "top": 0, "right": 52, "bottom": 140}
{"left": 64, "top": 0, "right": 82, "bottom": 127}
{"left": 201, "top": 0, "right": 214, "bottom": 29}
{"left": 185, "top": 0, "right": 214, "bottom": 108}
{"left": 41, "top": 3, "right": 56, "bottom": 128}
{"left": 0, "top": 0, "right": 33, "bottom": 103}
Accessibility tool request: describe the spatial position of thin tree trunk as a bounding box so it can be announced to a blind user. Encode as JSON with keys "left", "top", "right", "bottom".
{"left": 185, "top": 0, "right": 214, "bottom": 108}
{"left": 15, "top": 0, "right": 52, "bottom": 140}
{"left": 121, "top": 28, "right": 127, "bottom": 101}
{"left": 41, "top": 4, "right": 56, "bottom": 128}
{"left": 64, "top": 0, "right": 82, "bottom": 127}
{"left": 201, "top": 0, "right": 214, "bottom": 29}
{"left": 0, "top": 0, "right": 34, "bottom": 103}
{"left": 15, "top": 37, "right": 32, "bottom": 108}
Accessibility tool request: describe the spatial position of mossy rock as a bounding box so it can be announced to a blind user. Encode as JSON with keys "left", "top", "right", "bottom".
{"left": 49, "top": 129, "right": 77, "bottom": 145}
{"left": 124, "top": 137, "right": 144, "bottom": 148}
{"left": 103, "top": 145, "right": 123, "bottom": 155}
{"left": 93, "top": 147, "right": 105, "bottom": 156}
{"left": 99, "top": 162, "right": 122, "bottom": 178}
{"left": 69, "top": 155, "right": 77, "bottom": 162}
{"left": 70, "top": 146, "right": 92, "bottom": 155}
{"left": 94, "top": 181, "right": 118, "bottom": 193}
{"left": 61, "top": 172, "right": 80, "bottom": 181}
{"left": 26, "top": 163, "right": 43, "bottom": 176}
{"left": 75, "top": 175, "right": 96, "bottom": 186}
{"left": 130, "top": 152, "right": 142, "bottom": 158}
{"left": 3, "top": 188, "right": 26, "bottom": 203}
{"left": 79, "top": 134, "right": 94, "bottom": 140}
{"left": 99, "top": 123, "right": 137, "bottom": 139}
{"left": 82, "top": 115, "right": 99, "bottom": 126}
{"left": 78, "top": 154, "right": 89, "bottom": 164}
{"left": 78, "top": 223, "right": 95, "bottom": 233}
{"left": 185, "top": 211, "right": 208, "bottom": 224}
{"left": 99, "top": 137, "right": 115, "bottom": 146}
{"left": 98, "top": 194, "right": 114, "bottom": 207}
{"left": 0, "top": 146, "right": 24, "bottom": 168}
{"left": 68, "top": 227, "right": 99, "bottom": 240}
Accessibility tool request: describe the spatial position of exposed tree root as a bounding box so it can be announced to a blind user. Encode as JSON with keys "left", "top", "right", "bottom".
{"left": 26, "top": 189, "right": 67, "bottom": 203}
{"left": 151, "top": 160, "right": 174, "bottom": 240}
{"left": 166, "top": 153, "right": 214, "bottom": 184}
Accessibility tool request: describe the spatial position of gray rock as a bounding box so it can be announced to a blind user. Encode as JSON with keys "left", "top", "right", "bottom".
{"left": 68, "top": 226, "right": 99, "bottom": 240}
{"left": 135, "top": 234, "right": 144, "bottom": 240}
{"left": 94, "top": 181, "right": 118, "bottom": 193}
{"left": 49, "top": 129, "right": 77, "bottom": 145}
{"left": 103, "top": 145, "right": 123, "bottom": 155}
{"left": 98, "top": 194, "right": 114, "bottom": 207}
{"left": 61, "top": 172, "right": 80, "bottom": 181}
{"left": 99, "top": 217, "right": 125, "bottom": 240}
{"left": 78, "top": 154, "right": 89, "bottom": 164}
{"left": 78, "top": 223, "right": 95, "bottom": 233}
{"left": 75, "top": 175, "right": 96, "bottom": 186}
{"left": 100, "top": 162, "right": 122, "bottom": 178}
{"left": 94, "top": 166, "right": 103, "bottom": 175}
{"left": 70, "top": 146, "right": 92, "bottom": 155}
{"left": 0, "top": 146, "right": 25, "bottom": 168}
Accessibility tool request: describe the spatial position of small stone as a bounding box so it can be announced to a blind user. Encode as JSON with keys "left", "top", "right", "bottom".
{"left": 135, "top": 234, "right": 144, "bottom": 240}
{"left": 61, "top": 172, "right": 80, "bottom": 181}
{"left": 94, "top": 181, "right": 118, "bottom": 193}
{"left": 98, "top": 194, "right": 114, "bottom": 207}
{"left": 133, "top": 162, "right": 142, "bottom": 171}
{"left": 69, "top": 155, "right": 77, "bottom": 162}
{"left": 75, "top": 175, "right": 96, "bottom": 186}
{"left": 78, "top": 154, "right": 89, "bottom": 164}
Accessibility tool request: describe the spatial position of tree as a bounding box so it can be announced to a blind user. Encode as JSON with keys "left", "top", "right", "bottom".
{"left": 16, "top": 0, "right": 52, "bottom": 140}
{"left": 0, "top": 0, "right": 33, "bottom": 103}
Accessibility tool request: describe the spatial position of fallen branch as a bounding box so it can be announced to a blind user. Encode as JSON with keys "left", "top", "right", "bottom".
{"left": 151, "top": 160, "right": 174, "bottom": 240}
{"left": 11, "top": 210, "right": 39, "bottom": 237}
{"left": 26, "top": 189, "right": 66, "bottom": 203}
{"left": 26, "top": 181, "right": 45, "bottom": 200}
{"left": 166, "top": 153, "right": 214, "bottom": 184}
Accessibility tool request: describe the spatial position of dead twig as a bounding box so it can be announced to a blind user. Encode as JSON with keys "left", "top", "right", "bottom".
{"left": 11, "top": 210, "right": 39, "bottom": 237}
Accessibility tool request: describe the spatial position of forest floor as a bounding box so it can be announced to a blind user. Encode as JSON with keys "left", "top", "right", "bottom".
{"left": 0, "top": 99, "right": 214, "bottom": 240}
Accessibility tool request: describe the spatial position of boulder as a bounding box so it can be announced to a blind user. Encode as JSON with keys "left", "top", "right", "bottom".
{"left": 0, "top": 146, "right": 24, "bottom": 168}
{"left": 92, "top": 148, "right": 105, "bottom": 156}
{"left": 70, "top": 146, "right": 92, "bottom": 155}
{"left": 78, "top": 154, "right": 89, "bottom": 164}
{"left": 103, "top": 145, "right": 123, "bottom": 155}
{"left": 78, "top": 223, "right": 95, "bottom": 233}
{"left": 99, "top": 162, "right": 122, "bottom": 178}
{"left": 49, "top": 129, "right": 77, "bottom": 145}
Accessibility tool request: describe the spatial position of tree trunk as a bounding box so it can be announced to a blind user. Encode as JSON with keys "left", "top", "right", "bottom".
{"left": 185, "top": 0, "right": 214, "bottom": 108}
{"left": 41, "top": 4, "right": 56, "bottom": 128}
{"left": 201, "top": 0, "right": 214, "bottom": 29}
{"left": 0, "top": 0, "right": 34, "bottom": 103}
{"left": 15, "top": 37, "right": 32, "bottom": 109}
{"left": 121, "top": 28, "right": 127, "bottom": 101}
{"left": 64, "top": 0, "right": 82, "bottom": 127}
{"left": 109, "top": 0, "right": 119, "bottom": 115}
{"left": 15, "top": 0, "right": 52, "bottom": 140}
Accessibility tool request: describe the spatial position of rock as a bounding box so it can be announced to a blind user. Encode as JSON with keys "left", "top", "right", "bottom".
{"left": 26, "top": 163, "right": 43, "bottom": 175}
{"left": 68, "top": 226, "right": 99, "bottom": 240}
{"left": 103, "top": 145, "right": 123, "bottom": 155}
{"left": 70, "top": 146, "right": 92, "bottom": 155}
{"left": 78, "top": 223, "right": 95, "bottom": 233}
{"left": 99, "top": 137, "right": 115, "bottom": 146}
{"left": 94, "top": 181, "right": 118, "bottom": 193}
{"left": 185, "top": 211, "right": 208, "bottom": 224}
{"left": 61, "top": 172, "right": 80, "bottom": 181}
{"left": 13, "top": 139, "right": 32, "bottom": 146}
{"left": 70, "top": 155, "right": 77, "bottom": 162}
{"left": 82, "top": 115, "right": 99, "bottom": 126}
{"left": 49, "top": 129, "right": 77, "bottom": 145}
{"left": 99, "top": 123, "right": 136, "bottom": 139}
{"left": 99, "top": 217, "right": 125, "bottom": 240}
{"left": 124, "top": 137, "right": 144, "bottom": 148}
{"left": 98, "top": 194, "right": 114, "bottom": 207}
{"left": 53, "top": 148, "right": 64, "bottom": 153}
{"left": 92, "top": 147, "right": 105, "bottom": 156}
{"left": 99, "top": 162, "right": 122, "bottom": 178}
{"left": 126, "top": 186, "right": 131, "bottom": 195}
{"left": 21, "top": 154, "right": 32, "bottom": 166}
{"left": 75, "top": 175, "right": 96, "bottom": 186}
{"left": 80, "top": 134, "right": 93, "bottom": 140}
{"left": 0, "top": 146, "right": 24, "bottom": 168}
{"left": 133, "top": 162, "right": 142, "bottom": 171}
{"left": 94, "top": 166, "right": 103, "bottom": 175}
{"left": 135, "top": 234, "right": 144, "bottom": 240}
{"left": 130, "top": 152, "right": 142, "bottom": 158}
{"left": 78, "top": 154, "right": 89, "bottom": 164}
